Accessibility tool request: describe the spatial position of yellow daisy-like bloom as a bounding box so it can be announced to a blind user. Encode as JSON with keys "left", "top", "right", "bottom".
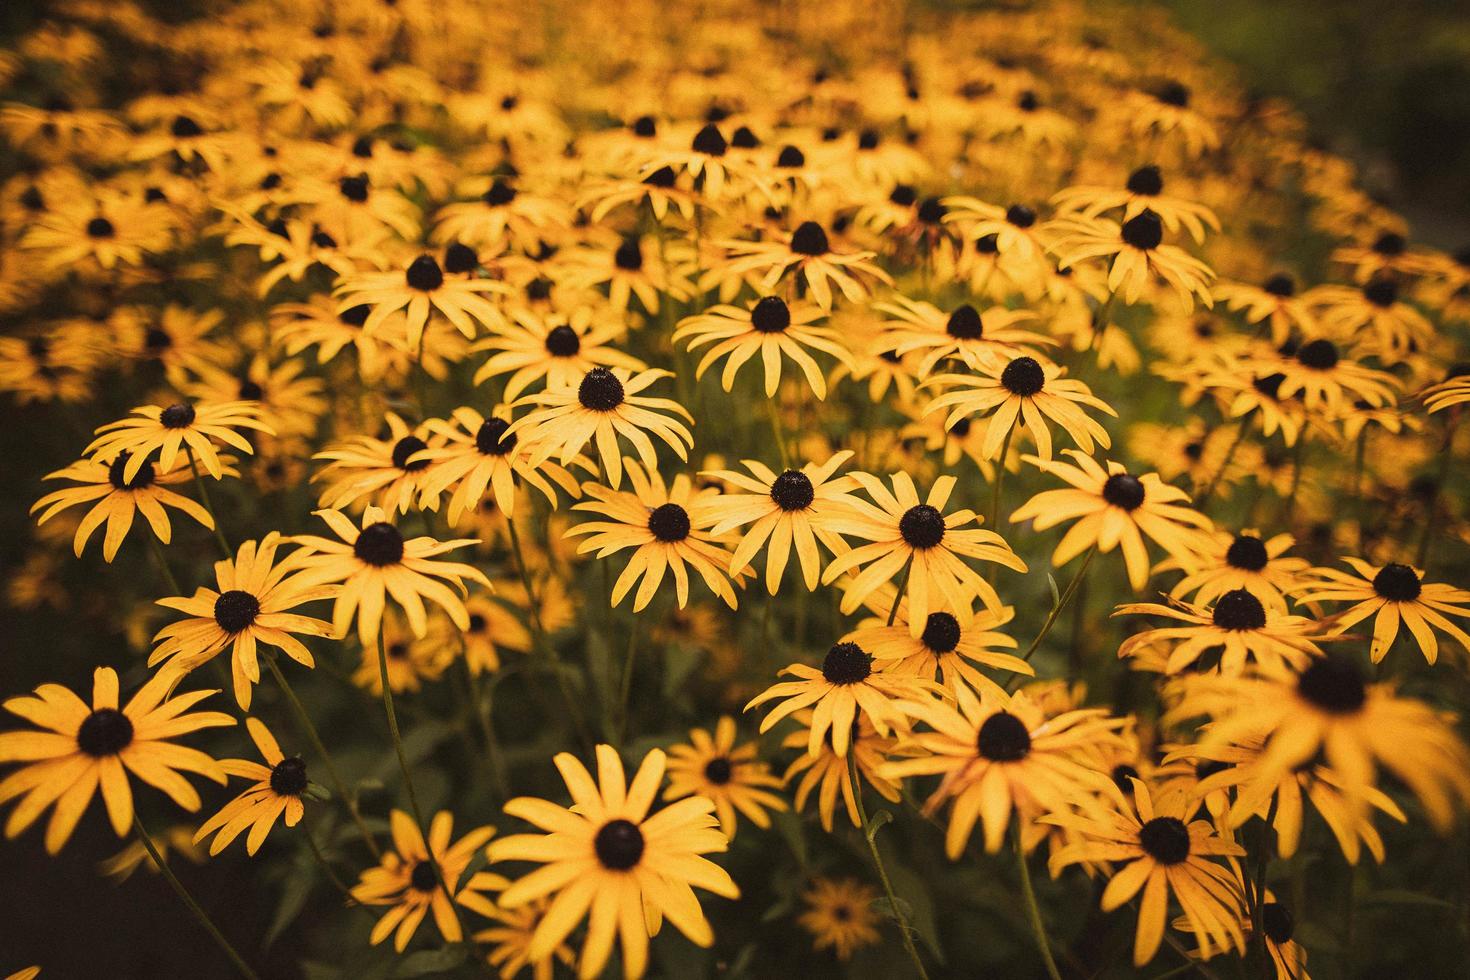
{"left": 1045, "top": 779, "right": 1246, "bottom": 967}
{"left": 1115, "top": 589, "right": 1325, "bottom": 676}
{"left": 417, "top": 407, "right": 584, "bottom": 522}
{"left": 1047, "top": 210, "right": 1215, "bottom": 308}
{"left": 313, "top": 411, "right": 445, "bottom": 515}
{"left": 289, "top": 505, "right": 489, "bottom": 646}
{"left": 86, "top": 399, "right": 273, "bottom": 484}
{"left": 923, "top": 355, "right": 1116, "bottom": 460}
{"left": 510, "top": 366, "right": 693, "bottom": 490}
{"left": 1296, "top": 559, "right": 1470, "bottom": 664}
{"left": 1051, "top": 165, "right": 1220, "bottom": 243}
{"left": 940, "top": 198, "right": 1054, "bottom": 282}
{"left": 700, "top": 450, "right": 862, "bottom": 593}
{"left": 30, "top": 452, "right": 216, "bottom": 561}
{"left": 747, "top": 640, "right": 932, "bottom": 757}
{"left": 708, "top": 220, "right": 891, "bottom": 310}
{"left": 0, "top": 666, "right": 232, "bottom": 854}
{"left": 871, "top": 295, "right": 1053, "bottom": 376}
{"left": 487, "top": 745, "right": 740, "bottom": 980}
{"left": 474, "top": 899, "right": 576, "bottom": 980}
{"left": 565, "top": 461, "right": 737, "bottom": 611}
{"left": 1170, "top": 739, "right": 1406, "bottom": 864}
{"left": 433, "top": 177, "right": 573, "bottom": 252}
{"left": 97, "top": 824, "right": 206, "bottom": 881}
{"left": 882, "top": 688, "right": 1124, "bottom": 856}
{"left": 663, "top": 716, "right": 787, "bottom": 839}
{"left": 1213, "top": 273, "right": 1317, "bottom": 346}
{"left": 673, "top": 296, "right": 852, "bottom": 399}
{"left": 1125, "top": 82, "right": 1221, "bottom": 157}
{"left": 1167, "top": 657, "right": 1470, "bottom": 832}
{"left": 149, "top": 533, "right": 337, "bottom": 709}
{"left": 1175, "top": 886, "right": 1310, "bottom": 980}
{"left": 1268, "top": 337, "right": 1400, "bottom": 413}
{"left": 334, "top": 252, "right": 510, "bottom": 352}
{"left": 1163, "top": 530, "right": 1309, "bottom": 613}
{"left": 1422, "top": 373, "right": 1470, "bottom": 414}
{"left": 472, "top": 307, "right": 644, "bottom": 401}
{"left": 781, "top": 709, "right": 902, "bottom": 832}
{"left": 184, "top": 354, "right": 327, "bottom": 442}
{"left": 822, "top": 472, "right": 1027, "bottom": 635}
{"left": 452, "top": 595, "right": 532, "bottom": 675}
{"left": 798, "top": 877, "right": 883, "bottom": 961}
{"left": 351, "top": 809, "right": 506, "bottom": 952}
{"left": 20, "top": 196, "right": 171, "bottom": 272}
{"left": 561, "top": 234, "right": 692, "bottom": 315}
{"left": 848, "top": 597, "right": 1030, "bottom": 700}
{"left": 193, "top": 718, "right": 314, "bottom": 856}
{"left": 1308, "top": 276, "right": 1434, "bottom": 358}
{"left": 351, "top": 619, "right": 454, "bottom": 695}
{"left": 636, "top": 122, "right": 760, "bottom": 202}
{"left": 1010, "top": 451, "right": 1212, "bottom": 592}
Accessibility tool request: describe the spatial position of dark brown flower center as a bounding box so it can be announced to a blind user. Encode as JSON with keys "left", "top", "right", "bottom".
{"left": 920, "top": 612, "right": 961, "bottom": 653}
{"left": 339, "top": 174, "right": 370, "bottom": 202}
{"left": 703, "top": 757, "right": 733, "bottom": 785}
{"left": 475, "top": 418, "right": 517, "bottom": 456}
{"left": 790, "top": 221, "right": 830, "bottom": 256}
{"left": 1364, "top": 276, "right": 1397, "bottom": 308}
{"left": 410, "top": 860, "right": 438, "bottom": 892}
{"left": 1212, "top": 589, "right": 1266, "bottom": 631}
{"left": 1126, "top": 165, "right": 1163, "bottom": 196}
{"left": 1263, "top": 273, "right": 1295, "bottom": 297}
{"left": 594, "top": 818, "right": 645, "bottom": 869}
{"left": 1138, "top": 816, "right": 1190, "bottom": 863}
{"left": 1296, "top": 656, "right": 1366, "bottom": 714}
{"left": 1372, "top": 562, "right": 1421, "bottom": 602}
{"left": 160, "top": 403, "right": 196, "bottom": 428}
{"left": 1000, "top": 356, "right": 1045, "bottom": 396}
{"left": 770, "top": 470, "right": 815, "bottom": 511}
{"left": 405, "top": 255, "right": 444, "bottom": 291}
{"left": 691, "top": 124, "right": 727, "bottom": 156}
{"left": 538, "top": 325, "right": 579, "bottom": 359}
{"left": 614, "top": 238, "right": 643, "bottom": 270}
{"left": 1296, "top": 339, "right": 1338, "bottom": 370}
{"left": 1262, "top": 902, "right": 1294, "bottom": 944}
{"left": 751, "top": 296, "right": 791, "bottom": 333}
{"left": 77, "top": 708, "right": 134, "bottom": 757}
{"left": 87, "top": 216, "right": 115, "bottom": 239}
{"left": 946, "top": 304, "right": 984, "bottom": 339}
{"left": 270, "top": 757, "right": 309, "bottom": 796}
{"left": 1005, "top": 204, "right": 1036, "bottom": 228}
{"left": 976, "top": 711, "right": 1031, "bottom": 761}
{"left": 648, "top": 503, "right": 691, "bottom": 542}
{"left": 108, "top": 453, "right": 155, "bottom": 490}
{"left": 483, "top": 179, "right": 517, "bottom": 206}
{"left": 1101, "top": 473, "right": 1145, "bottom": 510}
{"left": 577, "top": 367, "right": 624, "bottom": 411}
{"left": 354, "top": 522, "right": 404, "bottom": 566}
{"left": 443, "top": 242, "right": 478, "bottom": 274}
{"left": 821, "top": 642, "right": 872, "bottom": 685}
{"left": 1225, "top": 534, "right": 1268, "bottom": 571}
{"left": 1121, "top": 210, "right": 1163, "bottom": 251}
{"left": 214, "top": 589, "right": 262, "bottom": 633}
{"left": 899, "top": 504, "right": 946, "bottom": 549}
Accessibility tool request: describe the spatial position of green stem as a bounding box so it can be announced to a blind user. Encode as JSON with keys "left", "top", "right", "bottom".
{"left": 264, "top": 656, "right": 381, "bottom": 858}
{"left": 460, "top": 657, "right": 508, "bottom": 800}
{"left": 1008, "top": 544, "right": 1097, "bottom": 690}
{"left": 375, "top": 630, "right": 468, "bottom": 940}
{"left": 1013, "top": 822, "right": 1063, "bottom": 980}
{"left": 1281, "top": 437, "right": 1306, "bottom": 526}
{"left": 1250, "top": 796, "right": 1280, "bottom": 976}
{"left": 847, "top": 750, "right": 929, "bottom": 980}
{"left": 147, "top": 532, "right": 183, "bottom": 596}
{"left": 767, "top": 392, "right": 792, "bottom": 469}
{"left": 615, "top": 612, "right": 641, "bottom": 744}
{"left": 986, "top": 427, "right": 1014, "bottom": 586}
{"left": 1417, "top": 417, "right": 1458, "bottom": 570}
{"left": 507, "top": 517, "right": 591, "bottom": 747}
{"left": 134, "top": 812, "right": 261, "bottom": 980}
{"left": 185, "top": 447, "right": 233, "bottom": 558}
{"left": 303, "top": 825, "right": 358, "bottom": 904}
{"left": 887, "top": 557, "right": 914, "bottom": 628}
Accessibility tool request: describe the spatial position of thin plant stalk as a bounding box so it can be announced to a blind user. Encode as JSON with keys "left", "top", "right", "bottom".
{"left": 887, "top": 556, "right": 914, "bottom": 628}
{"left": 847, "top": 750, "right": 930, "bottom": 980}
{"left": 1008, "top": 543, "right": 1098, "bottom": 690}
{"left": 1013, "top": 822, "right": 1063, "bottom": 980}
{"left": 506, "top": 515, "right": 591, "bottom": 746}
{"left": 460, "top": 656, "right": 508, "bottom": 800}
{"left": 1250, "top": 796, "right": 1280, "bottom": 975}
{"left": 264, "top": 655, "right": 381, "bottom": 858}
{"left": 615, "top": 611, "right": 641, "bottom": 744}
{"left": 185, "top": 446, "right": 233, "bottom": 558}
{"left": 134, "top": 812, "right": 262, "bottom": 980}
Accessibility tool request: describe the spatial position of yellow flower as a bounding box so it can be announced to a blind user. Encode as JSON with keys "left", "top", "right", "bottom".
{"left": 798, "top": 877, "right": 882, "bottom": 961}
{"left": 194, "top": 718, "right": 314, "bottom": 855}
{"left": 334, "top": 252, "right": 510, "bottom": 352}
{"left": 664, "top": 716, "right": 786, "bottom": 839}
{"left": 0, "top": 667, "right": 232, "bottom": 853}
{"left": 1296, "top": 559, "right": 1470, "bottom": 664}
{"left": 1115, "top": 590, "right": 1325, "bottom": 676}
{"left": 417, "top": 406, "right": 584, "bottom": 522}
{"left": 86, "top": 399, "right": 273, "bottom": 484}
{"left": 487, "top": 745, "right": 739, "bottom": 980}
{"left": 674, "top": 296, "right": 853, "bottom": 398}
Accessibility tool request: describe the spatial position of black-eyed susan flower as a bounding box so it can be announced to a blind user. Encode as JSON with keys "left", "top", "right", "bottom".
{"left": 700, "top": 451, "right": 862, "bottom": 592}
{"left": 475, "top": 899, "right": 576, "bottom": 980}
{"left": 472, "top": 307, "right": 643, "bottom": 401}
{"left": 1163, "top": 530, "right": 1309, "bottom": 613}
{"left": 193, "top": 718, "right": 316, "bottom": 855}
{"left": 418, "top": 407, "right": 585, "bottom": 523}
{"left": 871, "top": 296, "right": 1053, "bottom": 376}
{"left": 563, "top": 234, "right": 692, "bottom": 314}
{"left": 1168, "top": 657, "right": 1470, "bottom": 831}
{"left": 565, "top": 461, "right": 737, "bottom": 611}
{"left": 1296, "top": 559, "right": 1470, "bottom": 664}
{"left": 313, "top": 412, "right": 445, "bottom": 515}
{"left": 1308, "top": 276, "right": 1433, "bottom": 358}
{"left": 1051, "top": 165, "right": 1220, "bottom": 243}
{"left": 452, "top": 595, "right": 533, "bottom": 675}
{"left": 882, "top": 688, "right": 1124, "bottom": 855}
{"left": 798, "top": 877, "right": 882, "bottom": 961}
{"left": 351, "top": 618, "right": 454, "bottom": 695}
{"left": 1115, "top": 589, "right": 1325, "bottom": 675}
{"left": 289, "top": 505, "right": 489, "bottom": 645}
{"left": 1047, "top": 210, "right": 1215, "bottom": 308}
{"left": 351, "top": 809, "right": 505, "bottom": 952}
{"left": 1010, "top": 452, "right": 1212, "bottom": 591}
{"left": 1270, "top": 338, "right": 1400, "bottom": 413}
{"left": 20, "top": 196, "right": 171, "bottom": 272}
{"left": 848, "top": 596, "right": 1029, "bottom": 700}
{"left": 335, "top": 252, "right": 510, "bottom": 352}
{"left": 149, "top": 533, "right": 336, "bottom": 709}
{"left": 0, "top": 666, "right": 232, "bottom": 853}
{"left": 673, "top": 296, "right": 852, "bottom": 398}
{"left": 30, "top": 453, "right": 216, "bottom": 561}
{"left": 923, "top": 355, "right": 1116, "bottom": 459}
{"left": 511, "top": 366, "right": 693, "bottom": 490}
{"left": 664, "top": 716, "right": 787, "bottom": 839}
{"left": 822, "top": 472, "right": 1026, "bottom": 633}
{"left": 487, "top": 745, "right": 739, "bottom": 980}
{"left": 1045, "top": 779, "right": 1246, "bottom": 966}
{"left": 746, "top": 641, "right": 929, "bottom": 757}
{"left": 709, "top": 221, "right": 891, "bottom": 310}
{"left": 86, "top": 399, "right": 273, "bottom": 484}
{"left": 1214, "top": 274, "right": 1317, "bottom": 345}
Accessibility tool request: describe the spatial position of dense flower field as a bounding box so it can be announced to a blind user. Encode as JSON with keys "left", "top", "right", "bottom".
{"left": 3, "top": 0, "right": 1470, "bottom": 977}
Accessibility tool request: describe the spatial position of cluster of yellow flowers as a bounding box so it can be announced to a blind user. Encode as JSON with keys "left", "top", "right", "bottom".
{"left": 3, "top": 0, "right": 1470, "bottom": 977}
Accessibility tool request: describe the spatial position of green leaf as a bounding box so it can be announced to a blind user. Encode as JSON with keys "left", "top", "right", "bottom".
{"left": 864, "top": 808, "right": 893, "bottom": 844}
{"left": 1361, "top": 889, "right": 1460, "bottom": 911}
{"left": 263, "top": 853, "right": 315, "bottom": 950}
{"left": 393, "top": 945, "right": 468, "bottom": 976}
{"left": 1046, "top": 572, "right": 1061, "bottom": 609}
{"left": 772, "top": 808, "right": 808, "bottom": 868}
{"left": 880, "top": 845, "right": 947, "bottom": 964}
